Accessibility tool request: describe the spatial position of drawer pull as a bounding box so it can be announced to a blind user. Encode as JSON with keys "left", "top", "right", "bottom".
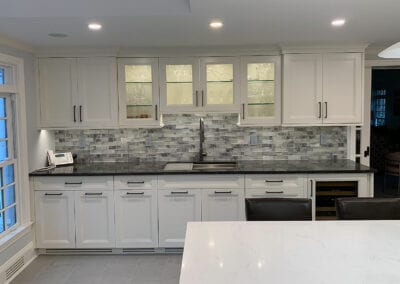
{"left": 126, "top": 192, "right": 145, "bottom": 195}
{"left": 265, "top": 180, "right": 284, "bottom": 183}
{"left": 214, "top": 191, "right": 232, "bottom": 194}
{"left": 127, "top": 181, "right": 145, "bottom": 184}
{"left": 84, "top": 192, "right": 103, "bottom": 196}
{"left": 171, "top": 191, "right": 189, "bottom": 194}
{"left": 65, "top": 182, "right": 83, "bottom": 185}
{"left": 44, "top": 193, "right": 63, "bottom": 196}
{"left": 265, "top": 190, "right": 284, "bottom": 194}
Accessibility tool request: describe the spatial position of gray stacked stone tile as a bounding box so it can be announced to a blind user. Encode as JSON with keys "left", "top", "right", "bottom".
{"left": 54, "top": 114, "right": 347, "bottom": 163}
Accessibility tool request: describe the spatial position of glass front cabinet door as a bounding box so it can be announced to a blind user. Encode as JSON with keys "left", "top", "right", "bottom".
{"left": 240, "top": 56, "right": 281, "bottom": 126}
{"left": 118, "top": 58, "right": 160, "bottom": 127}
{"left": 160, "top": 57, "right": 239, "bottom": 113}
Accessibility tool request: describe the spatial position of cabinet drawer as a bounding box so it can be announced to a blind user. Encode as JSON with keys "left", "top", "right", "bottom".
{"left": 114, "top": 176, "right": 157, "bottom": 190}
{"left": 245, "top": 187, "right": 304, "bottom": 198}
{"left": 34, "top": 176, "right": 113, "bottom": 191}
{"left": 158, "top": 175, "right": 244, "bottom": 189}
{"left": 245, "top": 175, "right": 305, "bottom": 189}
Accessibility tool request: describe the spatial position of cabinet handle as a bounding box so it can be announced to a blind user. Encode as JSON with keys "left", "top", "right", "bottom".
{"left": 155, "top": 105, "right": 158, "bottom": 121}
{"left": 201, "top": 90, "right": 204, "bottom": 107}
{"left": 171, "top": 191, "right": 189, "bottom": 194}
{"left": 84, "top": 192, "right": 103, "bottom": 196}
{"left": 214, "top": 190, "right": 232, "bottom": 194}
{"left": 65, "top": 182, "right": 82, "bottom": 185}
{"left": 310, "top": 180, "right": 313, "bottom": 197}
{"left": 195, "top": 90, "right": 199, "bottom": 107}
{"left": 265, "top": 180, "right": 284, "bottom": 183}
{"left": 318, "top": 102, "right": 322, "bottom": 118}
{"left": 242, "top": 104, "right": 245, "bottom": 120}
{"left": 265, "top": 190, "right": 284, "bottom": 194}
{"left": 44, "top": 193, "right": 63, "bottom": 196}
{"left": 79, "top": 105, "right": 83, "bottom": 122}
{"left": 324, "top": 102, "right": 328, "bottom": 119}
{"left": 126, "top": 192, "right": 144, "bottom": 195}
{"left": 73, "top": 105, "right": 76, "bottom": 122}
{"left": 127, "top": 181, "right": 145, "bottom": 184}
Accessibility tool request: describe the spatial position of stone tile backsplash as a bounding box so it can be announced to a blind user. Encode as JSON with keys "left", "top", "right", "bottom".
{"left": 54, "top": 114, "right": 347, "bottom": 163}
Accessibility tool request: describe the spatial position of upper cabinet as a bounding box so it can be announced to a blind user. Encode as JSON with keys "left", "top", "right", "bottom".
{"left": 160, "top": 57, "right": 239, "bottom": 113}
{"left": 38, "top": 57, "right": 118, "bottom": 129}
{"left": 118, "top": 58, "right": 160, "bottom": 127}
{"left": 282, "top": 52, "right": 363, "bottom": 125}
{"left": 239, "top": 56, "right": 281, "bottom": 126}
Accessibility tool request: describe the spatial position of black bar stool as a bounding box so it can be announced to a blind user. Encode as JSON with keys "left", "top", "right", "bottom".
{"left": 336, "top": 197, "right": 400, "bottom": 220}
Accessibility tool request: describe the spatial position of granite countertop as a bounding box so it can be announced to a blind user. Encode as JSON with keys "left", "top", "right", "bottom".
{"left": 179, "top": 221, "right": 400, "bottom": 284}
{"left": 29, "top": 159, "right": 373, "bottom": 176}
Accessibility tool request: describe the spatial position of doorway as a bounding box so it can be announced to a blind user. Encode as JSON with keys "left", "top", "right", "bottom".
{"left": 370, "top": 68, "right": 400, "bottom": 196}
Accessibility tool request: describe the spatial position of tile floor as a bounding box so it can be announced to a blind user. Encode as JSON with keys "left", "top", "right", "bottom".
{"left": 11, "top": 254, "right": 182, "bottom": 284}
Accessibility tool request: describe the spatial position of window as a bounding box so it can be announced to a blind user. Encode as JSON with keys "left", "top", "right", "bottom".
{"left": 0, "top": 68, "right": 4, "bottom": 85}
{"left": 0, "top": 95, "right": 17, "bottom": 234}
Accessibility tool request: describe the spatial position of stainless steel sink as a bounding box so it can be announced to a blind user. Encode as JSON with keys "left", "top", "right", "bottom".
{"left": 192, "top": 162, "right": 237, "bottom": 170}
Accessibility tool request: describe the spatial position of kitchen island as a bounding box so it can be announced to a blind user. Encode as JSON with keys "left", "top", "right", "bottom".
{"left": 180, "top": 221, "right": 400, "bottom": 284}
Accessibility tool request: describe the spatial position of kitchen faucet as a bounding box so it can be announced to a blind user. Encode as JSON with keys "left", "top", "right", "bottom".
{"left": 198, "top": 118, "right": 207, "bottom": 162}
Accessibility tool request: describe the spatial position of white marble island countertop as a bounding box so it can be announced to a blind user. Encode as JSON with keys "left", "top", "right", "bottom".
{"left": 180, "top": 221, "right": 400, "bottom": 284}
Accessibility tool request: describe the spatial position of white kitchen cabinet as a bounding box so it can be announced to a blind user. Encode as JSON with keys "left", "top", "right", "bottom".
{"left": 118, "top": 58, "right": 160, "bottom": 127}
{"left": 34, "top": 191, "right": 75, "bottom": 248}
{"left": 158, "top": 189, "right": 201, "bottom": 248}
{"left": 239, "top": 56, "right": 281, "bottom": 126}
{"left": 159, "top": 57, "right": 239, "bottom": 113}
{"left": 38, "top": 57, "right": 118, "bottom": 128}
{"left": 283, "top": 52, "right": 363, "bottom": 125}
{"left": 75, "top": 190, "right": 115, "bottom": 248}
{"left": 201, "top": 188, "right": 245, "bottom": 221}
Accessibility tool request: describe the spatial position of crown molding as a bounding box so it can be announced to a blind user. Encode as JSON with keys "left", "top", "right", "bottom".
{"left": 35, "top": 47, "right": 120, "bottom": 58}
{"left": 0, "top": 33, "right": 35, "bottom": 53}
{"left": 280, "top": 43, "right": 369, "bottom": 54}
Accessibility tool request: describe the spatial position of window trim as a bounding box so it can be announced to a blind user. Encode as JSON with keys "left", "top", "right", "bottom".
{"left": 0, "top": 53, "right": 30, "bottom": 242}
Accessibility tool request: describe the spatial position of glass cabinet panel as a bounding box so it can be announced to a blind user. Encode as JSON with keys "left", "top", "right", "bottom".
{"left": 206, "top": 64, "right": 234, "bottom": 105}
{"left": 124, "top": 65, "right": 153, "bottom": 119}
{"left": 247, "top": 63, "right": 275, "bottom": 117}
{"left": 166, "top": 65, "right": 193, "bottom": 105}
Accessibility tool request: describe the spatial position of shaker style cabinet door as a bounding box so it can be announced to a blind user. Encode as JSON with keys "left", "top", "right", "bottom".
{"left": 74, "top": 191, "right": 115, "bottom": 248}
{"left": 158, "top": 189, "right": 201, "bottom": 248}
{"left": 77, "top": 58, "right": 118, "bottom": 128}
{"left": 322, "top": 53, "right": 363, "bottom": 124}
{"left": 38, "top": 58, "right": 77, "bottom": 128}
{"left": 201, "top": 188, "right": 245, "bottom": 221}
{"left": 283, "top": 53, "right": 323, "bottom": 125}
{"left": 115, "top": 189, "right": 158, "bottom": 248}
{"left": 35, "top": 191, "right": 75, "bottom": 248}
{"left": 118, "top": 58, "right": 160, "bottom": 127}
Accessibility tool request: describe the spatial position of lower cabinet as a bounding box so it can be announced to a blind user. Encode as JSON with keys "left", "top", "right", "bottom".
{"left": 35, "top": 191, "right": 75, "bottom": 248}
{"left": 115, "top": 189, "right": 158, "bottom": 248}
{"left": 158, "top": 189, "right": 201, "bottom": 248}
{"left": 75, "top": 190, "right": 115, "bottom": 248}
{"left": 201, "top": 188, "right": 245, "bottom": 221}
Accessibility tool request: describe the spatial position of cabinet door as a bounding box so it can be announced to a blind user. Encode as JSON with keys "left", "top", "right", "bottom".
{"left": 118, "top": 58, "right": 160, "bottom": 127}
{"left": 200, "top": 57, "right": 239, "bottom": 112}
{"left": 240, "top": 56, "right": 281, "bottom": 126}
{"left": 322, "top": 53, "right": 363, "bottom": 124}
{"left": 77, "top": 58, "right": 118, "bottom": 127}
{"left": 158, "top": 189, "right": 201, "bottom": 248}
{"left": 115, "top": 189, "right": 158, "bottom": 248}
{"left": 38, "top": 58, "right": 77, "bottom": 127}
{"left": 201, "top": 188, "right": 245, "bottom": 221}
{"left": 35, "top": 191, "right": 75, "bottom": 248}
{"left": 75, "top": 191, "right": 115, "bottom": 248}
{"left": 160, "top": 58, "right": 200, "bottom": 113}
{"left": 283, "top": 54, "right": 323, "bottom": 125}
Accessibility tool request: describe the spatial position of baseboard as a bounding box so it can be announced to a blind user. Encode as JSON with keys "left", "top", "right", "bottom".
{"left": 0, "top": 241, "right": 37, "bottom": 283}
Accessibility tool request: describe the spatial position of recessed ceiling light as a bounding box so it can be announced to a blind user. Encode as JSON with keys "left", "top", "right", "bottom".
{"left": 378, "top": 42, "right": 400, "bottom": 58}
{"left": 48, "top": 33, "right": 68, "bottom": 38}
{"left": 209, "top": 20, "right": 223, "bottom": 29}
{"left": 331, "top": 18, "right": 346, "bottom": 27}
{"left": 88, "top": 22, "right": 102, "bottom": 31}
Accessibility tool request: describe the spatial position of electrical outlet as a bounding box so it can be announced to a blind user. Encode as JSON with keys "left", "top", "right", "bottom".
{"left": 79, "top": 134, "right": 86, "bottom": 149}
{"left": 250, "top": 133, "right": 258, "bottom": 145}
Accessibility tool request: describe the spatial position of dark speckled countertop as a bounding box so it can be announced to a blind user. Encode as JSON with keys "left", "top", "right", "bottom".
{"left": 29, "top": 159, "right": 373, "bottom": 176}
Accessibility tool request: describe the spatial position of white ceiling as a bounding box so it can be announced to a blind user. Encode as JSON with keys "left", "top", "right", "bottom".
{"left": 0, "top": 0, "right": 399, "bottom": 48}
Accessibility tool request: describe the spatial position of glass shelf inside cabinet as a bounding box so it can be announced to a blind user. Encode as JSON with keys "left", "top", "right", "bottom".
{"left": 125, "top": 65, "right": 153, "bottom": 119}
{"left": 206, "top": 64, "right": 234, "bottom": 105}
{"left": 166, "top": 65, "right": 194, "bottom": 106}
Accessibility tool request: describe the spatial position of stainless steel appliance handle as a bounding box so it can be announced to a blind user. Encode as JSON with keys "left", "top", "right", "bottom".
{"left": 310, "top": 180, "right": 313, "bottom": 197}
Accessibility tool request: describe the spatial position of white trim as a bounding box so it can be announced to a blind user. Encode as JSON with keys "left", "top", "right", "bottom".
{"left": 365, "top": 59, "right": 400, "bottom": 67}
{"left": 0, "top": 223, "right": 32, "bottom": 253}
{"left": 0, "top": 33, "right": 35, "bottom": 54}
{"left": 280, "top": 44, "right": 368, "bottom": 54}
